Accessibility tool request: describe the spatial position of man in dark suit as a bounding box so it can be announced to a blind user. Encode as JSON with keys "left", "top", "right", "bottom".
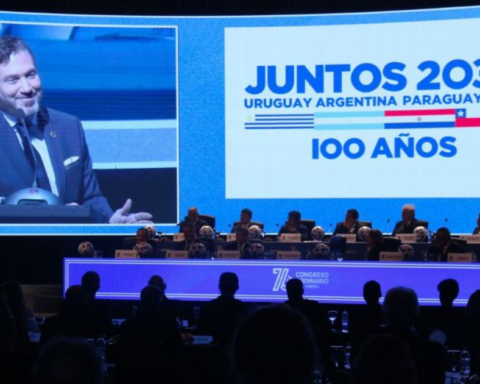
{"left": 473, "top": 213, "right": 480, "bottom": 235}
{"left": 231, "top": 208, "right": 254, "bottom": 233}
{"left": 198, "top": 272, "right": 246, "bottom": 345}
{"left": 333, "top": 208, "right": 361, "bottom": 235}
{"left": 382, "top": 287, "right": 447, "bottom": 384}
{"left": 427, "top": 227, "right": 466, "bottom": 262}
{"left": 175, "top": 222, "right": 206, "bottom": 253}
{"left": 224, "top": 226, "right": 254, "bottom": 259}
{"left": 278, "top": 210, "right": 309, "bottom": 241}
{"left": 392, "top": 204, "right": 425, "bottom": 235}
{"left": 178, "top": 207, "right": 208, "bottom": 234}
{"left": 0, "top": 35, "right": 151, "bottom": 224}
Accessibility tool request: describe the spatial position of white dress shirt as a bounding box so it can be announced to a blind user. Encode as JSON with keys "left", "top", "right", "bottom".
{"left": 2, "top": 111, "right": 59, "bottom": 196}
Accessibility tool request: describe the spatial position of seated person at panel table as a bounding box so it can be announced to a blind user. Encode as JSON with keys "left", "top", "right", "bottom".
{"left": 333, "top": 208, "right": 361, "bottom": 235}
{"left": 427, "top": 227, "right": 466, "bottom": 262}
{"left": 224, "top": 227, "right": 259, "bottom": 259}
{"left": 278, "top": 210, "right": 309, "bottom": 241}
{"left": 392, "top": 204, "right": 426, "bottom": 236}
{"left": 175, "top": 222, "right": 206, "bottom": 251}
{"left": 364, "top": 229, "right": 385, "bottom": 261}
{"left": 178, "top": 207, "right": 207, "bottom": 235}
{"left": 231, "top": 208, "right": 255, "bottom": 233}
{"left": 123, "top": 227, "right": 156, "bottom": 250}
{"left": 473, "top": 213, "right": 480, "bottom": 235}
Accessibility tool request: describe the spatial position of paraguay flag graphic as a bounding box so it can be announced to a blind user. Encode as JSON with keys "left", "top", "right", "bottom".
{"left": 244, "top": 109, "right": 480, "bottom": 130}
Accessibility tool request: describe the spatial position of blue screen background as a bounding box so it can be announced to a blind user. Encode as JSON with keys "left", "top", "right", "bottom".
{"left": 0, "top": 7, "right": 479, "bottom": 234}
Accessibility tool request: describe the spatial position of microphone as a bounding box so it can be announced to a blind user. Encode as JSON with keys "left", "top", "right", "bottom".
{"left": 15, "top": 108, "right": 37, "bottom": 188}
{"left": 267, "top": 223, "right": 279, "bottom": 234}
{"left": 387, "top": 218, "right": 390, "bottom": 233}
{"left": 329, "top": 223, "right": 333, "bottom": 233}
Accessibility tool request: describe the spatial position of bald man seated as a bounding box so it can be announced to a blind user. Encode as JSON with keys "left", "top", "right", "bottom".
{"left": 392, "top": 204, "right": 427, "bottom": 236}
{"left": 178, "top": 207, "right": 208, "bottom": 235}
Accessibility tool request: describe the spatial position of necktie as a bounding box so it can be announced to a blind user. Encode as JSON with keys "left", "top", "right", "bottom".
{"left": 15, "top": 120, "right": 51, "bottom": 191}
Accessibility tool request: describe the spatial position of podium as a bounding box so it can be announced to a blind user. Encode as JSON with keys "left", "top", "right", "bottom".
{"left": 0, "top": 205, "right": 95, "bottom": 223}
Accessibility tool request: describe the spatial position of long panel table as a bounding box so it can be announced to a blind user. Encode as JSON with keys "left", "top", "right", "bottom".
{"left": 64, "top": 258, "right": 480, "bottom": 306}
{"left": 153, "top": 241, "right": 480, "bottom": 261}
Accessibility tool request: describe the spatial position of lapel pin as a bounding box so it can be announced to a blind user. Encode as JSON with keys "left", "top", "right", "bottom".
{"left": 50, "top": 131, "right": 57, "bottom": 139}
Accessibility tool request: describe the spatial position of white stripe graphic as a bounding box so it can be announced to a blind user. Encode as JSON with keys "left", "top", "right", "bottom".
{"left": 82, "top": 119, "right": 177, "bottom": 130}
{"left": 315, "top": 115, "right": 455, "bottom": 125}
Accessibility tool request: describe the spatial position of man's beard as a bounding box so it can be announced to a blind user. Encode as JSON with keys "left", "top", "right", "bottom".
{"left": 0, "top": 92, "right": 42, "bottom": 117}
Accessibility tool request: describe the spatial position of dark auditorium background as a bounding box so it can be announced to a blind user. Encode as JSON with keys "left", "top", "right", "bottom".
{"left": 0, "top": 0, "right": 479, "bottom": 284}
{"left": 2, "top": 2, "right": 480, "bottom": 384}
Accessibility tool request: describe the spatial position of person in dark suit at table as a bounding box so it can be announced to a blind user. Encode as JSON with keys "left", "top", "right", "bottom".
{"left": 0, "top": 35, "right": 152, "bottom": 224}
{"left": 117, "top": 285, "right": 183, "bottom": 384}
{"left": 231, "top": 208, "right": 254, "bottom": 233}
{"left": 473, "top": 213, "right": 480, "bottom": 235}
{"left": 80, "top": 271, "right": 113, "bottom": 337}
{"left": 41, "top": 285, "right": 102, "bottom": 344}
{"left": 148, "top": 275, "right": 183, "bottom": 320}
{"left": 123, "top": 227, "right": 157, "bottom": 250}
{"left": 364, "top": 229, "right": 385, "bottom": 261}
{"left": 350, "top": 280, "right": 383, "bottom": 337}
{"left": 382, "top": 287, "right": 447, "bottom": 384}
{"left": 285, "top": 279, "right": 331, "bottom": 333}
{"left": 278, "top": 210, "right": 309, "bottom": 241}
{"left": 175, "top": 222, "right": 206, "bottom": 252}
{"left": 427, "top": 227, "right": 466, "bottom": 262}
{"left": 333, "top": 208, "right": 361, "bottom": 235}
{"left": 225, "top": 226, "right": 256, "bottom": 259}
{"left": 422, "top": 279, "right": 463, "bottom": 334}
{"left": 178, "top": 207, "right": 208, "bottom": 234}
{"left": 198, "top": 272, "right": 246, "bottom": 345}
{"left": 392, "top": 204, "right": 425, "bottom": 235}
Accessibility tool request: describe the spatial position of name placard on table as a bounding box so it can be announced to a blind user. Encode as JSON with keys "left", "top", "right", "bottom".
{"left": 278, "top": 234, "right": 302, "bottom": 243}
{"left": 115, "top": 250, "right": 139, "bottom": 259}
{"left": 448, "top": 253, "right": 473, "bottom": 263}
{"left": 379, "top": 252, "right": 403, "bottom": 262}
{"left": 340, "top": 234, "right": 356, "bottom": 243}
{"left": 217, "top": 250, "right": 241, "bottom": 259}
{"left": 396, "top": 234, "right": 417, "bottom": 243}
{"left": 166, "top": 250, "right": 189, "bottom": 259}
{"left": 276, "top": 251, "right": 301, "bottom": 260}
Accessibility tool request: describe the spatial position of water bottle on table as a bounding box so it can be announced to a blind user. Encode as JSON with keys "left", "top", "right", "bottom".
{"left": 341, "top": 310, "right": 349, "bottom": 333}
{"left": 459, "top": 348, "right": 471, "bottom": 376}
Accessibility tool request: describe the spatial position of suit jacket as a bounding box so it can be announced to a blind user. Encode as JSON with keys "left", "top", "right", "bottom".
{"left": 178, "top": 218, "right": 208, "bottom": 234}
{"left": 0, "top": 107, "right": 113, "bottom": 223}
{"left": 224, "top": 240, "right": 255, "bottom": 259}
{"left": 427, "top": 241, "right": 466, "bottom": 262}
{"left": 332, "top": 221, "right": 360, "bottom": 235}
{"left": 392, "top": 218, "right": 424, "bottom": 235}
{"left": 278, "top": 224, "right": 309, "bottom": 241}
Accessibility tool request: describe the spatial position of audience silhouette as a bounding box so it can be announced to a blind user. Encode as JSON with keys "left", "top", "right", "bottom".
{"left": 351, "top": 334, "right": 417, "bottom": 384}
{"left": 3, "top": 279, "right": 38, "bottom": 349}
{"left": 148, "top": 275, "right": 183, "bottom": 320}
{"left": 382, "top": 287, "right": 447, "bottom": 384}
{"left": 116, "top": 285, "right": 183, "bottom": 384}
{"left": 3, "top": 271, "right": 480, "bottom": 384}
{"left": 198, "top": 272, "right": 246, "bottom": 345}
{"left": 41, "top": 285, "right": 102, "bottom": 344}
{"left": 233, "top": 305, "right": 319, "bottom": 384}
{"left": 350, "top": 280, "right": 383, "bottom": 337}
{"left": 81, "top": 271, "right": 113, "bottom": 337}
{"left": 33, "top": 338, "right": 104, "bottom": 384}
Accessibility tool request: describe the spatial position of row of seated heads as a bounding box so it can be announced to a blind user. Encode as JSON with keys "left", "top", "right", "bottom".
{"left": 32, "top": 281, "right": 480, "bottom": 384}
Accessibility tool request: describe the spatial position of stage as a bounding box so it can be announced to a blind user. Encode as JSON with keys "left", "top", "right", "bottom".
{"left": 64, "top": 258, "right": 480, "bottom": 306}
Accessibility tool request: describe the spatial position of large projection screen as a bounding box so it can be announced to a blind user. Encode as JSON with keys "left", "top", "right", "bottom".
{"left": 0, "top": 7, "right": 479, "bottom": 234}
